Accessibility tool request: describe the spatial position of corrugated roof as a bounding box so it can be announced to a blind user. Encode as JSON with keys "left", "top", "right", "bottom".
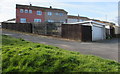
{"left": 64, "top": 20, "right": 106, "bottom": 26}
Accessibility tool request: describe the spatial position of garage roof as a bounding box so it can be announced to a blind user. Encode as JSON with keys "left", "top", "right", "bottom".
{"left": 65, "top": 20, "right": 106, "bottom": 26}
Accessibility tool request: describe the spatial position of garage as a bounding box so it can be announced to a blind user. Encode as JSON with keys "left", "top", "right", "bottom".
{"left": 92, "top": 25, "right": 104, "bottom": 41}
{"left": 62, "top": 23, "right": 92, "bottom": 41}
{"left": 62, "top": 20, "right": 106, "bottom": 41}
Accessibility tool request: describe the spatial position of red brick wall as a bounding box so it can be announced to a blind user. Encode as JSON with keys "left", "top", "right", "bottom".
{"left": 16, "top": 8, "right": 45, "bottom": 23}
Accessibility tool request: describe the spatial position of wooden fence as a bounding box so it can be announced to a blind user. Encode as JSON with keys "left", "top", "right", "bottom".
{"left": 2, "top": 22, "right": 62, "bottom": 37}
{"left": 32, "top": 22, "right": 61, "bottom": 37}
{"left": 2, "top": 22, "right": 32, "bottom": 33}
{"left": 62, "top": 24, "right": 92, "bottom": 41}
{"left": 2, "top": 22, "right": 93, "bottom": 41}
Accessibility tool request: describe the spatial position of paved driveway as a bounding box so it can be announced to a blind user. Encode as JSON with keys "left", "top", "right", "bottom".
{"left": 2, "top": 30, "right": 119, "bottom": 62}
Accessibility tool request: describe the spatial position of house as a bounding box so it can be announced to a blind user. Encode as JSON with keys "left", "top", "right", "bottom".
{"left": 67, "top": 15, "right": 90, "bottom": 23}
{"left": 62, "top": 20, "right": 106, "bottom": 41}
{"left": 16, "top": 4, "right": 68, "bottom": 23}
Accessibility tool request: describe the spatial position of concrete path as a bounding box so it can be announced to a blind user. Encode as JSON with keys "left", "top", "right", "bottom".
{"left": 2, "top": 29, "right": 119, "bottom": 62}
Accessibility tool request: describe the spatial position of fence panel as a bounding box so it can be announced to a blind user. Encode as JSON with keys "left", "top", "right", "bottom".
{"left": 2, "top": 22, "right": 62, "bottom": 37}
{"left": 2, "top": 22, "right": 32, "bottom": 33}
{"left": 32, "top": 22, "right": 62, "bottom": 37}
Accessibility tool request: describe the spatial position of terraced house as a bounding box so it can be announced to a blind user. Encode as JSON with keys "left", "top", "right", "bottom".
{"left": 16, "top": 4, "right": 68, "bottom": 23}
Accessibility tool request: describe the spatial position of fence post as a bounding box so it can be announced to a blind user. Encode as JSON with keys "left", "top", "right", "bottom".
{"left": 45, "top": 23, "right": 47, "bottom": 35}
{"left": 31, "top": 23, "right": 34, "bottom": 33}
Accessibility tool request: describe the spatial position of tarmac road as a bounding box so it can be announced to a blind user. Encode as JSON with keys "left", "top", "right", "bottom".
{"left": 2, "top": 29, "right": 119, "bottom": 62}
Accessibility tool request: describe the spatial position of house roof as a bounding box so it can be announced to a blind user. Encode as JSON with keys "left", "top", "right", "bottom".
{"left": 89, "top": 18, "right": 115, "bottom": 26}
{"left": 7, "top": 18, "right": 16, "bottom": 21}
{"left": 67, "top": 15, "right": 90, "bottom": 19}
{"left": 16, "top": 4, "right": 68, "bottom": 13}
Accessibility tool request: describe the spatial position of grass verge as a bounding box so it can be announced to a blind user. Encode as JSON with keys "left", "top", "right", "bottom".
{"left": 1, "top": 35, "right": 120, "bottom": 72}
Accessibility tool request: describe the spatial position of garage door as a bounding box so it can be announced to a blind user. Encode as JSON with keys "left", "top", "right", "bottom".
{"left": 92, "top": 26, "right": 103, "bottom": 41}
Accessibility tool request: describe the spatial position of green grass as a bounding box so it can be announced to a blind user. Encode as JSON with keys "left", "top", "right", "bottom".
{"left": 1, "top": 35, "right": 120, "bottom": 72}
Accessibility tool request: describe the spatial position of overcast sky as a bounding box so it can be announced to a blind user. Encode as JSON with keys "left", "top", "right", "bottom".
{"left": 0, "top": 0, "right": 119, "bottom": 25}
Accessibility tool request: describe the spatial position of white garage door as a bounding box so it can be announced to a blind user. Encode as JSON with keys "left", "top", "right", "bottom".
{"left": 92, "top": 26, "right": 103, "bottom": 41}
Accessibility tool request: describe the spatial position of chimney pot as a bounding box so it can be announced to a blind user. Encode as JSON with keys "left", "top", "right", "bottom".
{"left": 50, "top": 6, "right": 52, "bottom": 8}
{"left": 30, "top": 4, "right": 32, "bottom": 6}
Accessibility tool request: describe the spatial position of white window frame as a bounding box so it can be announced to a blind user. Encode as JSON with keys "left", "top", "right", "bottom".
{"left": 20, "top": 18, "right": 26, "bottom": 23}
{"left": 34, "top": 19, "right": 41, "bottom": 22}
{"left": 48, "top": 12, "right": 52, "bottom": 16}
{"left": 37, "top": 11, "right": 42, "bottom": 15}
{"left": 29, "top": 10, "right": 32, "bottom": 13}
{"left": 20, "top": 9, "right": 24, "bottom": 13}
{"left": 25, "top": 9, "right": 28, "bottom": 13}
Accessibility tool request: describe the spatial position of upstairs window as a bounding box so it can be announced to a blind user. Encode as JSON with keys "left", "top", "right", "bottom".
{"left": 79, "top": 19, "right": 85, "bottom": 22}
{"left": 37, "top": 11, "right": 42, "bottom": 15}
{"left": 59, "top": 13, "right": 63, "bottom": 16}
{"left": 20, "top": 9, "right": 24, "bottom": 13}
{"left": 48, "top": 12, "right": 52, "bottom": 16}
{"left": 25, "top": 9, "right": 28, "bottom": 13}
{"left": 29, "top": 10, "right": 32, "bottom": 13}
{"left": 55, "top": 13, "right": 59, "bottom": 15}
{"left": 34, "top": 19, "right": 41, "bottom": 22}
{"left": 20, "top": 18, "right": 26, "bottom": 23}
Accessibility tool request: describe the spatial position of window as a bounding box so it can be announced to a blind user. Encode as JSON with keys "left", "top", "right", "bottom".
{"left": 25, "top": 9, "right": 28, "bottom": 13}
{"left": 37, "top": 11, "right": 42, "bottom": 15}
{"left": 34, "top": 19, "right": 41, "bottom": 22}
{"left": 59, "top": 13, "right": 63, "bottom": 16}
{"left": 79, "top": 19, "right": 84, "bottom": 22}
{"left": 48, "top": 20, "right": 54, "bottom": 22}
{"left": 29, "top": 10, "right": 32, "bottom": 13}
{"left": 60, "top": 20, "right": 65, "bottom": 23}
{"left": 20, "top": 18, "right": 26, "bottom": 23}
{"left": 20, "top": 9, "right": 24, "bottom": 13}
{"left": 48, "top": 12, "right": 52, "bottom": 16}
{"left": 56, "top": 13, "right": 59, "bottom": 15}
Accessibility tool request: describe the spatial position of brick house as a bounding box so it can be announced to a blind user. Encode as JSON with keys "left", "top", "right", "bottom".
{"left": 16, "top": 4, "right": 68, "bottom": 23}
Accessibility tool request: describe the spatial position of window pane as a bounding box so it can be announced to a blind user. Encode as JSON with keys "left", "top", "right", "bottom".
{"left": 34, "top": 19, "right": 41, "bottom": 22}
{"left": 56, "top": 13, "right": 58, "bottom": 15}
{"left": 29, "top": 10, "right": 32, "bottom": 13}
{"left": 37, "top": 11, "right": 42, "bottom": 15}
{"left": 48, "top": 20, "right": 54, "bottom": 22}
{"left": 20, "top": 9, "right": 24, "bottom": 13}
{"left": 48, "top": 12, "right": 52, "bottom": 16}
{"left": 25, "top": 9, "right": 28, "bottom": 13}
{"left": 59, "top": 13, "right": 63, "bottom": 16}
{"left": 20, "top": 18, "right": 26, "bottom": 23}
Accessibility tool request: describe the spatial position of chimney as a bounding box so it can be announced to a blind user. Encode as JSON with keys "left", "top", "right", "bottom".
{"left": 50, "top": 6, "right": 52, "bottom": 8}
{"left": 30, "top": 3, "right": 32, "bottom": 6}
